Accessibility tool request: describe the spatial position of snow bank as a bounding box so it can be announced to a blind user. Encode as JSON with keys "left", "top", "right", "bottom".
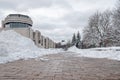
{"left": 68, "top": 46, "right": 120, "bottom": 61}
{"left": 90, "top": 47, "right": 120, "bottom": 51}
{"left": 0, "top": 30, "right": 63, "bottom": 64}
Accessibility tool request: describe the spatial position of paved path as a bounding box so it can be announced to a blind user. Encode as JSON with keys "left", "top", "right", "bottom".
{"left": 0, "top": 52, "right": 120, "bottom": 80}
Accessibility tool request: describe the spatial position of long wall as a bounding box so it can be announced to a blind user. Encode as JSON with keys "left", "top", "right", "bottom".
{"left": 1, "top": 27, "right": 56, "bottom": 48}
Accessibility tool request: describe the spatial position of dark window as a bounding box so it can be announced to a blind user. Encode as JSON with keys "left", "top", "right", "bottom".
{"left": 39, "top": 40, "right": 40, "bottom": 44}
{"left": 6, "top": 22, "right": 31, "bottom": 28}
{"left": 33, "top": 32, "right": 35, "bottom": 39}
{"left": 45, "top": 39, "right": 46, "bottom": 47}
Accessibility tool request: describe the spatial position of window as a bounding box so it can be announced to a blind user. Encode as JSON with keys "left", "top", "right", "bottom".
{"left": 33, "top": 32, "right": 35, "bottom": 39}
{"left": 6, "top": 22, "right": 31, "bottom": 28}
{"left": 39, "top": 40, "right": 41, "bottom": 44}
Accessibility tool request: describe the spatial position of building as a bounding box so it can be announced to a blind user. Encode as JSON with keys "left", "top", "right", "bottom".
{"left": 2, "top": 14, "right": 33, "bottom": 38}
{"left": 1, "top": 14, "right": 56, "bottom": 48}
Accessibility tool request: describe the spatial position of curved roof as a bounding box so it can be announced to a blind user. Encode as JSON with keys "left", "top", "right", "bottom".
{"left": 4, "top": 14, "right": 33, "bottom": 26}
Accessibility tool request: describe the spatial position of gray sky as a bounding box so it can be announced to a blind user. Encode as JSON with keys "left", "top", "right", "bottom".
{"left": 0, "top": 0, "right": 117, "bottom": 42}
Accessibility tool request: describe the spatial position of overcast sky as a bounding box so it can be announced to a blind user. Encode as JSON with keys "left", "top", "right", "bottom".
{"left": 0, "top": 0, "right": 117, "bottom": 42}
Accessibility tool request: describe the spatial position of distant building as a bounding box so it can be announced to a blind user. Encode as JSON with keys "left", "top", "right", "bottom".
{"left": 2, "top": 14, "right": 33, "bottom": 28}
{"left": 1, "top": 14, "right": 56, "bottom": 48}
{"left": 56, "top": 40, "right": 67, "bottom": 48}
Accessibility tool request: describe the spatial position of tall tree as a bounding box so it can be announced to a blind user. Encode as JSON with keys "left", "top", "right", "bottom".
{"left": 112, "top": 0, "right": 120, "bottom": 46}
{"left": 83, "top": 11, "right": 112, "bottom": 48}
{"left": 76, "top": 31, "right": 81, "bottom": 43}
{"left": 72, "top": 33, "right": 76, "bottom": 45}
{"left": 76, "top": 31, "right": 82, "bottom": 48}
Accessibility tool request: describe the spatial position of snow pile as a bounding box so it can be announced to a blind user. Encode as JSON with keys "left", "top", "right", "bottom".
{"left": 91, "top": 47, "right": 120, "bottom": 51}
{"left": 0, "top": 30, "right": 62, "bottom": 63}
{"left": 68, "top": 46, "right": 120, "bottom": 61}
{"left": 68, "top": 46, "right": 81, "bottom": 53}
{"left": 61, "top": 41, "right": 67, "bottom": 45}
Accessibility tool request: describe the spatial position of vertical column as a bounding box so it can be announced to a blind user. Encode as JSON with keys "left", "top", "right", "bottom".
{"left": 41, "top": 36, "right": 46, "bottom": 48}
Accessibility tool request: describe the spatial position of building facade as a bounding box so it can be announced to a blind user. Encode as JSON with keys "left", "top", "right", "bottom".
{"left": 1, "top": 14, "right": 56, "bottom": 48}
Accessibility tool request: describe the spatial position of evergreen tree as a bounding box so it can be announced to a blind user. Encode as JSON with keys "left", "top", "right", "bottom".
{"left": 76, "top": 31, "right": 82, "bottom": 48}
{"left": 76, "top": 31, "right": 81, "bottom": 43}
{"left": 72, "top": 33, "right": 76, "bottom": 45}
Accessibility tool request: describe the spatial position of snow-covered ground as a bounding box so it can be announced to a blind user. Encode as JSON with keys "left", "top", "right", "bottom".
{"left": 0, "top": 30, "right": 63, "bottom": 64}
{"left": 68, "top": 46, "right": 120, "bottom": 61}
{"left": 1, "top": 30, "right": 120, "bottom": 64}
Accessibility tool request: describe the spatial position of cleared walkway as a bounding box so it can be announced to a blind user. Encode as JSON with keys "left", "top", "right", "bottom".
{"left": 0, "top": 52, "right": 120, "bottom": 80}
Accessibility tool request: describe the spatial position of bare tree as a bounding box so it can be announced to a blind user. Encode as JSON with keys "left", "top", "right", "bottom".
{"left": 83, "top": 10, "right": 113, "bottom": 48}
{"left": 112, "top": 0, "right": 120, "bottom": 46}
{"left": 98, "top": 10, "right": 113, "bottom": 47}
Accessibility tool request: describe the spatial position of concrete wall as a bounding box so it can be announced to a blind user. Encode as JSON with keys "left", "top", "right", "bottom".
{"left": 40, "top": 35, "right": 45, "bottom": 48}
{"left": 34, "top": 30, "right": 42, "bottom": 47}
{"left": 48, "top": 39, "right": 52, "bottom": 48}
{"left": 48, "top": 39, "right": 54, "bottom": 48}
{"left": 46, "top": 37, "right": 50, "bottom": 49}
{"left": 43, "top": 36, "right": 46, "bottom": 48}
{"left": 2, "top": 27, "right": 56, "bottom": 48}
{"left": 48, "top": 39, "right": 56, "bottom": 48}
{"left": 3, "top": 27, "right": 30, "bottom": 38}
{"left": 29, "top": 29, "right": 34, "bottom": 40}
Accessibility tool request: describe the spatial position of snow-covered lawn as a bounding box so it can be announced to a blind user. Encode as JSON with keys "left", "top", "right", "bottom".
{"left": 68, "top": 46, "right": 120, "bottom": 61}
{"left": 0, "top": 30, "right": 63, "bottom": 64}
